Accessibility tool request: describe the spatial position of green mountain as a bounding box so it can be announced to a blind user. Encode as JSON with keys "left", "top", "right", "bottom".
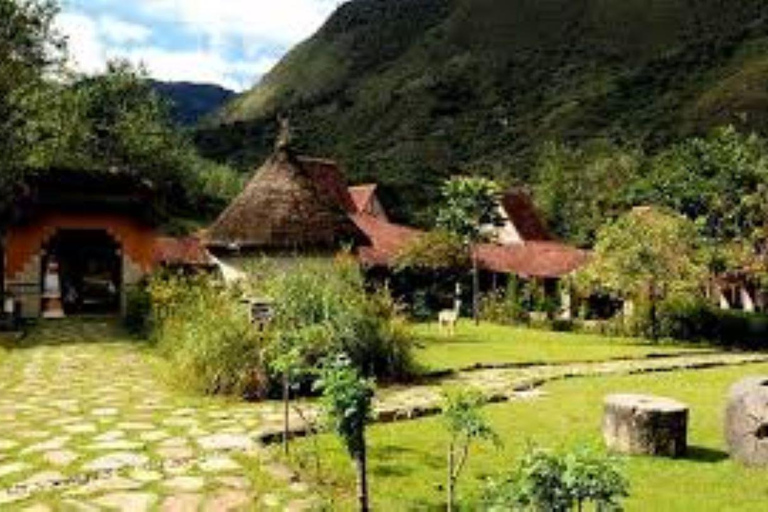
{"left": 151, "top": 81, "right": 234, "bottom": 126}
{"left": 197, "top": 0, "right": 768, "bottom": 225}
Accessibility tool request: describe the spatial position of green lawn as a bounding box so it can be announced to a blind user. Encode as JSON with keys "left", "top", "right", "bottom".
{"left": 412, "top": 322, "right": 713, "bottom": 372}
{"left": 285, "top": 363, "right": 768, "bottom": 511}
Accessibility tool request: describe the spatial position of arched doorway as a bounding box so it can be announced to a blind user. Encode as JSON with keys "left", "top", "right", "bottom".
{"left": 42, "top": 230, "right": 122, "bottom": 316}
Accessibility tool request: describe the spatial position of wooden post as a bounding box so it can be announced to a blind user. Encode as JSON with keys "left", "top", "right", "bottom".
{"left": 283, "top": 370, "right": 290, "bottom": 456}
{"left": 472, "top": 251, "right": 480, "bottom": 326}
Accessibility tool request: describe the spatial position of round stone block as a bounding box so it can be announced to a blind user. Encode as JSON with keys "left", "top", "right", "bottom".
{"left": 603, "top": 393, "right": 688, "bottom": 457}
{"left": 725, "top": 376, "right": 768, "bottom": 466}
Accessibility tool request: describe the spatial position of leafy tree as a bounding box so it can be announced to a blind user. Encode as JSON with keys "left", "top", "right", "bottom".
{"left": 577, "top": 207, "right": 707, "bottom": 339}
{"left": 316, "top": 355, "right": 375, "bottom": 512}
{"left": 442, "top": 387, "right": 500, "bottom": 512}
{"left": 0, "top": 0, "right": 66, "bottom": 199}
{"left": 483, "top": 446, "right": 629, "bottom": 512}
{"left": 634, "top": 126, "right": 768, "bottom": 282}
{"left": 636, "top": 126, "right": 768, "bottom": 244}
{"left": 437, "top": 176, "right": 502, "bottom": 324}
{"left": 395, "top": 230, "right": 469, "bottom": 271}
{"left": 534, "top": 140, "right": 643, "bottom": 247}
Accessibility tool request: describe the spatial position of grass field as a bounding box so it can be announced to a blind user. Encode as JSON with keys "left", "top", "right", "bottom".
{"left": 283, "top": 362, "right": 768, "bottom": 511}
{"left": 411, "top": 322, "right": 712, "bottom": 372}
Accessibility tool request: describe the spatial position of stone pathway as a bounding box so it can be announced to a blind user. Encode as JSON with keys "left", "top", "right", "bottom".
{"left": 374, "top": 351, "right": 768, "bottom": 420}
{"left": 0, "top": 322, "right": 315, "bottom": 511}
{"left": 2, "top": 321, "right": 766, "bottom": 510}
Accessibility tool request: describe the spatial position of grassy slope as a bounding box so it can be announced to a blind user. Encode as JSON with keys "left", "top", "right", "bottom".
{"left": 199, "top": 0, "right": 768, "bottom": 224}
{"left": 285, "top": 362, "right": 768, "bottom": 511}
{"left": 412, "top": 322, "right": 711, "bottom": 372}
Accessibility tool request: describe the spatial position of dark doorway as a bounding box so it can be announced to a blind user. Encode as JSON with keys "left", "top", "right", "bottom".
{"left": 43, "top": 230, "right": 122, "bottom": 315}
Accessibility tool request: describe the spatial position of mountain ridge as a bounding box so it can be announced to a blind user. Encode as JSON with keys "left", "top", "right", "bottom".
{"left": 151, "top": 80, "right": 235, "bottom": 126}
{"left": 197, "top": 0, "right": 768, "bottom": 224}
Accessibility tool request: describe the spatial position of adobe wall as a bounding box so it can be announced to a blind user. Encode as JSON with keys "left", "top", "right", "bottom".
{"left": 4, "top": 213, "right": 156, "bottom": 318}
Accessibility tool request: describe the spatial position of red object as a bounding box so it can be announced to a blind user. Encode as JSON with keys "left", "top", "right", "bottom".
{"left": 153, "top": 237, "right": 215, "bottom": 267}
{"left": 351, "top": 213, "right": 424, "bottom": 267}
{"left": 475, "top": 242, "right": 590, "bottom": 279}
{"left": 500, "top": 189, "right": 552, "bottom": 241}
{"left": 297, "top": 156, "right": 359, "bottom": 213}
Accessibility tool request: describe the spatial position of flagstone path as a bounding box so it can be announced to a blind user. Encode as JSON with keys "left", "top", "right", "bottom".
{"left": 0, "top": 322, "right": 316, "bottom": 511}
{"left": 2, "top": 321, "right": 767, "bottom": 511}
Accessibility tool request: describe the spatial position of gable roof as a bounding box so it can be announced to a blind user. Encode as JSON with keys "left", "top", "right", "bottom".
{"left": 349, "top": 184, "right": 378, "bottom": 213}
{"left": 351, "top": 213, "right": 423, "bottom": 267}
{"left": 204, "top": 150, "right": 367, "bottom": 251}
{"left": 476, "top": 241, "right": 589, "bottom": 278}
{"left": 501, "top": 189, "right": 551, "bottom": 242}
{"left": 298, "top": 156, "right": 358, "bottom": 213}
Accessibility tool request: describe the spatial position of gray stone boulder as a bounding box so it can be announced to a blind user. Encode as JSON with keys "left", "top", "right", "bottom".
{"left": 725, "top": 376, "right": 768, "bottom": 466}
{"left": 603, "top": 394, "right": 688, "bottom": 457}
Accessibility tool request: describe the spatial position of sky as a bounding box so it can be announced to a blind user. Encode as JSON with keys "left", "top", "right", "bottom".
{"left": 56, "top": 0, "right": 342, "bottom": 92}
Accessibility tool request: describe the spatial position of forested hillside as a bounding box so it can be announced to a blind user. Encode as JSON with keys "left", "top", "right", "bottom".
{"left": 197, "top": 0, "right": 768, "bottom": 228}
{"left": 150, "top": 81, "right": 234, "bottom": 126}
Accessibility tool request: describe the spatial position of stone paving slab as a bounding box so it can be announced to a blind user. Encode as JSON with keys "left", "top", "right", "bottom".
{"left": 0, "top": 322, "right": 317, "bottom": 511}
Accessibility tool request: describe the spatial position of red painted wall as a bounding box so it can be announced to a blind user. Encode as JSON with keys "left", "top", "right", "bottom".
{"left": 5, "top": 213, "right": 156, "bottom": 280}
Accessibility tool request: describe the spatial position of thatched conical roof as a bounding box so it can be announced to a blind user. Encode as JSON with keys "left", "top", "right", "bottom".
{"left": 205, "top": 150, "right": 367, "bottom": 251}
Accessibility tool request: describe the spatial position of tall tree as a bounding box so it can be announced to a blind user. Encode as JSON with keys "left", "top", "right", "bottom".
{"left": 437, "top": 176, "right": 502, "bottom": 324}
{"left": 0, "top": 0, "right": 66, "bottom": 197}
{"left": 577, "top": 207, "right": 707, "bottom": 339}
{"left": 316, "top": 355, "right": 375, "bottom": 512}
{"left": 534, "top": 140, "right": 643, "bottom": 247}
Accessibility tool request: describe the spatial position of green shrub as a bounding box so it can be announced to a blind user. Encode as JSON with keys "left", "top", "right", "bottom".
{"left": 148, "top": 274, "right": 268, "bottom": 397}
{"left": 124, "top": 282, "right": 152, "bottom": 336}
{"left": 479, "top": 277, "right": 529, "bottom": 325}
{"left": 482, "top": 446, "right": 629, "bottom": 512}
{"left": 149, "top": 259, "right": 415, "bottom": 398}
{"left": 257, "top": 258, "right": 415, "bottom": 383}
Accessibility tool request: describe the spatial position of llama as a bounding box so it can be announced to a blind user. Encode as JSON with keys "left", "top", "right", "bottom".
{"left": 438, "top": 284, "right": 462, "bottom": 336}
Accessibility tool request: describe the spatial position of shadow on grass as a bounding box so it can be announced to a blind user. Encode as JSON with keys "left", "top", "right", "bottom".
{"left": 685, "top": 445, "right": 729, "bottom": 463}
{"left": 371, "top": 443, "right": 444, "bottom": 478}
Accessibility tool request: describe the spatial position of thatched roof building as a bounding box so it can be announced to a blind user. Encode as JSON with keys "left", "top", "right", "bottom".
{"left": 205, "top": 150, "right": 367, "bottom": 252}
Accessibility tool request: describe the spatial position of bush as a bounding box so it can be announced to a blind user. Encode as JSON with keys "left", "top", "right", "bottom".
{"left": 479, "top": 277, "right": 529, "bottom": 325}
{"left": 148, "top": 259, "right": 415, "bottom": 398}
{"left": 257, "top": 259, "right": 415, "bottom": 383}
{"left": 124, "top": 282, "right": 152, "bottom": 336}
{"left": 483, "top": 446, "right": 629, "bottom": 512}
{"left": 148, "top": 274, "right": 268, "bottom": 397}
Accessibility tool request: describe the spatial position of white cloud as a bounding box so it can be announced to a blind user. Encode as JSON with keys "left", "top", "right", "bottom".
{"left": 57, "top": 12, "right": 105, "bottom": 73}
{"left": 55, "top": 1, "right": 342, "bottom": 90}
{"left": 99, "top": 16, "right": 152, "bottom": 45}
{"left": 122, "top": 48, "right": 279, "bottom": 90}
{"left": 142, "top": 0, "right": 341, "bottom": 46}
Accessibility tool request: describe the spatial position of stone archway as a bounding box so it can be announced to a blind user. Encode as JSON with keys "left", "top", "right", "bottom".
{"left": 42, "top": 229, "right": 123, "bottom": 316}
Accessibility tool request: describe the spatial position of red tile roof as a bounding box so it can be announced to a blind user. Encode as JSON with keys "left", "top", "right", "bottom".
{"left": 349, "top": 184, "right": 378, "bottom": 213}
{"left": 350, "top": 213, "right": 424, "bottom": 267}
{"left": 297, "top": 156, "right": 358, "bottom": 213}
{"left": 475, "top": 241, "right": 590, "bottom": 278}
{"left": 501, "top": 189, "right": 552, "bottom": 241}
{"left": 154, "top": 237, "right": 215, "bottom": 267}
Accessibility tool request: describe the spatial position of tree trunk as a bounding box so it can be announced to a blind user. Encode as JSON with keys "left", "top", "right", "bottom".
{"left": 0, "top": 231, "right": 5, "bottom": 311}
{"left": 355, "top": 433, "right": 370, "bottom": 512}
{"left": 283, "top": 371, "right": 290, "bottom": 456}
{"left": 447, "top": 444, "right": 455, "bottom": 512}
{"left": 649, "top": 280, "right": 658, "bottom": 341}
{"left": 472, "top": 251, "right": 480, "bottom": 326}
